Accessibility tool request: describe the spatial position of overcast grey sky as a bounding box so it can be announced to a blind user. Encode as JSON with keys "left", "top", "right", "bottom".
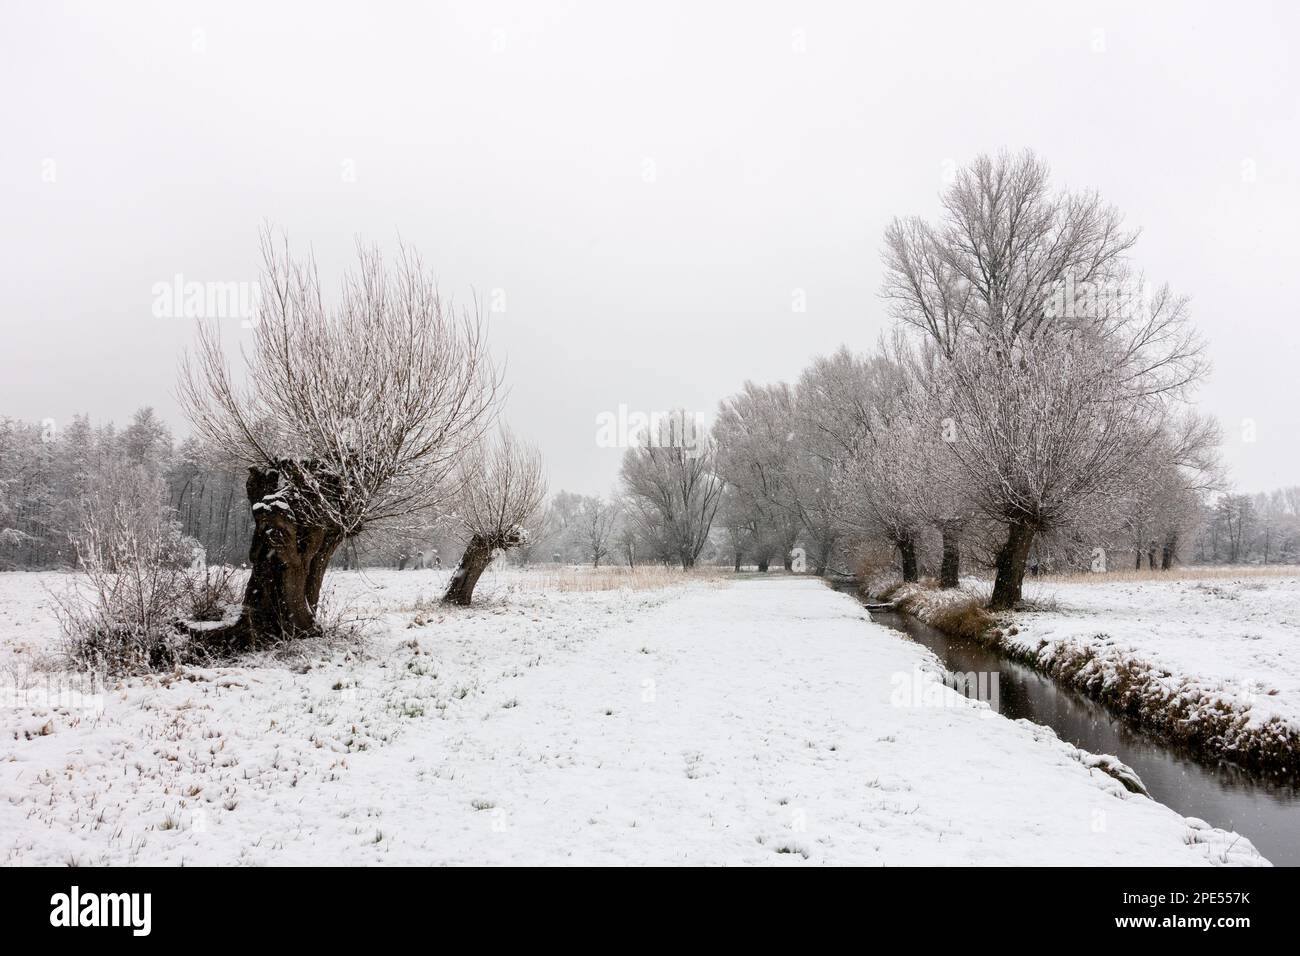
{"left": 2, "top": 0, "right": 1297, "bottom": 495}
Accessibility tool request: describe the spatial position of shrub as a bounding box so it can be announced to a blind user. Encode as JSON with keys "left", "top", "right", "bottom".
{"left": 183, "top": 563, "right": 242, "bottom": 622}
{"left": 53, "top": 465, "right": 197, "bottom": 674}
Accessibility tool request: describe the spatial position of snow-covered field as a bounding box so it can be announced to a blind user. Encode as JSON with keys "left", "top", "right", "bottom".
{"left": 1010, "top": 575, "right": 1300, "bottom": 768}
{"left": 0, "top": 569, "right": 1265, "bottom": 865}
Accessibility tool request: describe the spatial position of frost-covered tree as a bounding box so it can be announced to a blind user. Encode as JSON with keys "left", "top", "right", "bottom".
{"left": 179, "top": 232, "right": 498, "bottom": 643}
{"left": 121, "top": 407, "right": 173, "bottom": 473}
{"left": 573, "top": 495, "right": 621, "bottom": 567}
{"left": 620, "top": 414, "right": 723, "bottom": 570}
{"left": 546, "top": 490, "right": 586, "bottom": 560}
{"left": 829, "top": 354, "right": 928, "bottom": 582}
{"left": 1121, "top": 412, "right": 1221, "bottom": 570}
{"left": 441, "top": 428, "right": 546, "bottom": 605}
{"left": 715, "top": 485, "right": 760, "bottom": 571}
{"left": 940, "top": 330, "right": 1171, "bottom": 606}
{"left": 713, "top": 382, "right": 803, "bottom": 571}
{"left": 799, "top": 342, "right": 946, "bottom": 583}
{"left": 791, "top": 349, "right": 878, "bottom": 575}
{"left": 612, "top": 498, "right": 641, "bottom": 566}
{"left": 883, "top": 150, "right": 1207, "bottom": 607}
{"left": 879, "top": 336, "right": 977, "bottom": 587}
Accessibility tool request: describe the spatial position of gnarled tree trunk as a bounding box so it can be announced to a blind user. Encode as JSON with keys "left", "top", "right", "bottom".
{"left": 442, "top": 534, "right": 496, "bottom": 606}
{"left": 201, "top": 464, "right": 345, "bottom": 650}
{"left": 989, "top": 518, "right": 1036, "bottom": 610}
{"left": 442, "top": 527, "right": 525, "bottom": 606}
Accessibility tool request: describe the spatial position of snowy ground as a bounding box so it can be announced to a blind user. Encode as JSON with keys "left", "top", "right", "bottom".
{"left": 1011, "top": 575, "right": 1300, "bottom": 763}
{"left": 0, "top": 569, "right": 1266, "bottom": 865}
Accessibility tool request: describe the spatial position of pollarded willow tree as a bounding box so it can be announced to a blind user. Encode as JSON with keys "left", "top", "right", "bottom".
{"left": 883, "top": 149, "right": 1207, "bottom": 608}
{"left": 941, "top": 329, "right": 1179, "bottom": 608}
{"left": 441, "top": 427, "right": 547, "bottom": 606}
{"left": 179, "top": 232, "right": 499, "bottom": 646}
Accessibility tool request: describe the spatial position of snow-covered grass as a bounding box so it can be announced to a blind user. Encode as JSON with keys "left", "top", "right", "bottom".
{"left": 0, "top": 569, "right": 1265, "bottom": 865}
{"left": 1037, "top": 564, "right": 1299, "bottom": 585}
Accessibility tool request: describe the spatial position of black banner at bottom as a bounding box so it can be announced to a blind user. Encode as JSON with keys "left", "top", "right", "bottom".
{"left": 0, "top": 865, "right": 1291, "bottom": 940}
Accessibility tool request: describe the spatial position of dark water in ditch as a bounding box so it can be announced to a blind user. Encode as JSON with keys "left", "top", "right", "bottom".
{"left": 847, "top": 592, "right": 1300, "bottom": 865}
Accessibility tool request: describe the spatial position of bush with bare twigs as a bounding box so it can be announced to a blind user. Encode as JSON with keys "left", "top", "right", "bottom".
{"left": 53, "top": 465, "right": 198, "bottom": 674}
{"left": 182, "top": 563, "right": 243, "bottom": 622}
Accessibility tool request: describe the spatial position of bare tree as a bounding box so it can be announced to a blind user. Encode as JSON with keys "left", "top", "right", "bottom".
{"left": 942, "top": 330, "right": 1162, "bottom": 607}
{"left": 816, "top": 341, "right": 937, "bottom": 583}
{"left": 885, "top": 336, "right": 976, "bottom": 587}
{"left": 884, "top": 151, "right": 1208, "bottom": 607}
{"left": 574, "top": 495, "right": 620, "bottom": 567}
{"left": 612, "top": 497, "right": 640, "bottom": 566}
{"left": 715, "top": 484, "right": 760, "bottom": 571}
{"left": 54, "top": 463, "right": 196, "bottom": 673}
{"left": 546, "top": 489, "right": 586, "bottom": 560}
{"left": 178, "top": 231, "right": 498, "bottom": 644}
{"left": 713, "top": 382, "right": 803, "bottom": 571}
{"left": 883, "top": 149, "right": 1139, "bottom": 353}
{"left": 1121, "top": 411, "right": 1222, "bottom": 570}
{"left": 441, "top": 428, "right": 547, "bottom": 605}
{"left": 620, "top": 414, "right": 723, "bottom": 570}
{"left": 792, "top": 348, "right": 878, "bottom": 576}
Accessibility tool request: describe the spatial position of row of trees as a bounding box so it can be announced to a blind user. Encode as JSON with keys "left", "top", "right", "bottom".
{"left": 611, "top": 151, "right": 1222, "bottom": 608}
{"left": 1193, "top": 489, "right": 1300, "bottom": 565}
{"left": 0, "top": 407, "right": 448, "bottom": 573}
{"left": 0, "top": 408, "right": 189, "bottom": 569}
{"left": 849, "top": 150, "right": 1215, "bottom": 607}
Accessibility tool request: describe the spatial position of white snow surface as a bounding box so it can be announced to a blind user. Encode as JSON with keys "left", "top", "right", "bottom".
{"left": 1017, "top": 575, "right": 1300, "bottom": 736}
{"left": 0, "top": 570, "right": 1266, "bottom": 865}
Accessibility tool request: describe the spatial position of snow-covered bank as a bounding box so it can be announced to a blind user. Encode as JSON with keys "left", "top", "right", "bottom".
{"left": 0, "top": 571, "right": 1265, "bottom": 865}
{"left": 1005, "top": 576, "right": 1300, "bottom": 773}
{"left": 877, "top": 576, "right": 1300, "bottom": 774}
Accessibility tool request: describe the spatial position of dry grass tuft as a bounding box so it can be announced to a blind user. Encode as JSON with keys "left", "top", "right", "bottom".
{"left": 512, "top": 565, "right": 731, "bottom": 593}
{"left": 1036, "top": 564, "right": 1300, "bottom": 586}
{"left": 888, "top": 582, "right": 995, "bottom": 640}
